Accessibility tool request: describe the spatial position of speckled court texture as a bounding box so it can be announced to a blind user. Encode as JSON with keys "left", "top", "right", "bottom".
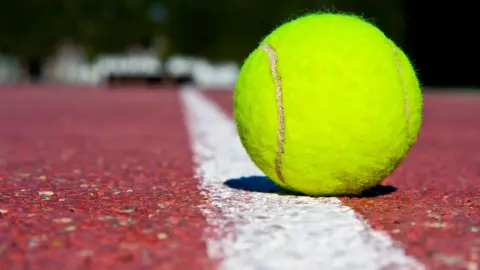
{"left": 0, "top": 85, "right": 479, "bottom": 270}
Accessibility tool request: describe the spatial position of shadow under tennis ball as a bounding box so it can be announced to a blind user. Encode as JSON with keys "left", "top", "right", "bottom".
{"left": 224, "top": 176, "right": 397, "bottom": 198}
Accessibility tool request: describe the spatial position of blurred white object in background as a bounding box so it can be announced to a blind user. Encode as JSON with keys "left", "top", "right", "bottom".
{"left": 0, "top": 54, "right": 22, "bottom": 83}
{"left": 191, "top": 59, "right": 239, "bottom": 89}
{"left": 93, "top": 53, "right": 162, "bottom": 82}
{"left": 164, "top": 55, "right": 196, "bottom": 79}
{"left": 75, "top": 64, "right": 103, "bottom": 84}
{"left": 44, "top": 41, "right": 99, "bottom": 84}
{"left": 45, "top": 42, "right": 239, "bottom": 88}
{"left": 202, "top": 61, "right": 238, "bottom": 88}
{"left": 166, "top": 55, "right": 238, "bottom": 89}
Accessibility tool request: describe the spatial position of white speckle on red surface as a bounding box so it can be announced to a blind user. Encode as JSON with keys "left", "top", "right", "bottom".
{"left": 38, "top": 191, "right": 54, "bottom": 197}
{"left": 53, "top": 218, "right": 73, "bottom": 223}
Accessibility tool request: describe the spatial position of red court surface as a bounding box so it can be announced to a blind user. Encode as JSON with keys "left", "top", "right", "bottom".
{"left": 0, "top": 85, "right": 479, "bottom": 270}
{"left": 0, "top": 87, "right": 215, "bottom": 270}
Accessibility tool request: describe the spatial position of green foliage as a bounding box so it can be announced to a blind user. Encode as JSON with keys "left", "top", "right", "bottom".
{"left": 0, "top": 0, "right": 406, "bottom": 64}
{"left": 0, "top": 1, "right": 69, "bottom": 59}
{"left": 162, "top": 0, "right": 406, "bottom": 62}
{"left": 0, "top": 0, "right": 161, "bottom": 61}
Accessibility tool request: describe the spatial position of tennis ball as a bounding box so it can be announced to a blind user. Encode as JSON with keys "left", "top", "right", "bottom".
{"left": 233, "top": 13, "right": 422, "bottom": 196}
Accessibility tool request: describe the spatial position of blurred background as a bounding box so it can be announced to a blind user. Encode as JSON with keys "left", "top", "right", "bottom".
{"left": 0, "top": 0, "right": 478, "bottom": 89}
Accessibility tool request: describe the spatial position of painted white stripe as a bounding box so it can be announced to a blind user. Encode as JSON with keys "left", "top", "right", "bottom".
{"left": 181, "top": 88, "right": 424, "bottom": 270}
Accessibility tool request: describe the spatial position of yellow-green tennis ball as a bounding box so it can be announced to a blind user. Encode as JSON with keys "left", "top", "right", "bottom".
{"left": 233, "top": 13, "right": 423, "bottom": 196}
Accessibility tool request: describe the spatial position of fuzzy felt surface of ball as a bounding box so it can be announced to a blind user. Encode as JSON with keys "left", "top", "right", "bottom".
{"left": 233, "top": 13, "right": 423, "bottom": 196}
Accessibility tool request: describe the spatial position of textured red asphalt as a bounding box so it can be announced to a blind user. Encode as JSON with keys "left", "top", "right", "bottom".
{"left": 0, "top": 87, "right": 215, "bottom": 270}
{"left": 206, "top": 90, "right": 480, "bottom": 270}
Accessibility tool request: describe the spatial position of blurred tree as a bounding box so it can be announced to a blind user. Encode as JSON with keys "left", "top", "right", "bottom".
{"left": 71, "top": 0, "right": 161, "bottom": 59}
{"left": 0, "top": 0, "right": 162, "bottom": 80}
{"left": 162, "top": 0, "right": 406, "bottom": 63}
{"left": 0, "top": 0, "right": 407, "bottom": 80}
{"left": 0, "top": 0, "right": 72, "bottom": 80}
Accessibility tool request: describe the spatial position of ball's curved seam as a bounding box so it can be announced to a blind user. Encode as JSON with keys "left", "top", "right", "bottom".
{"left": 261, "top": 43, "right": 287, "bottom": 186}
{"left": 234, "top": 14, "right": 422, "bottom": 196}
{"left": 392, "top": 45, "right": 411, "bottom": 136}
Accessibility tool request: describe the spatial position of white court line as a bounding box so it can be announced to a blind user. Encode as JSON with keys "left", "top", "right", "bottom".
{"left": 181, "top": 88, "right": 424, "bottom": 270}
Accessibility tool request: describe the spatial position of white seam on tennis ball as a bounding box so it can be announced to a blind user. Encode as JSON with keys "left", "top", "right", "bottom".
{"left": 392, "top": 45, "right": 410, "bottom": 136}
{"left": 261, "top": 43, "right": 286, "bottom": 185}
{"left": 260, "top": 42, "right": 411, "bottom": 187}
